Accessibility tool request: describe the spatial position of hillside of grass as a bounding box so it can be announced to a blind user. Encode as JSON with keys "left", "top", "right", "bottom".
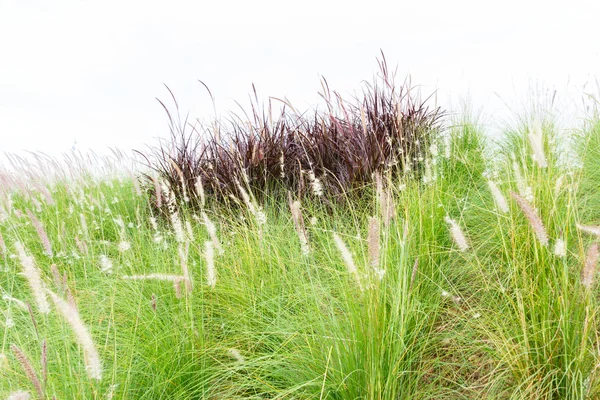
{"left": 2, "top": 71, "right": 600, "bottom": 398}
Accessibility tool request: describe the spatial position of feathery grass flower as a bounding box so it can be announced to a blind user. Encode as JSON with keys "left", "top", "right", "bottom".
{"left": 582, "top": 243, "right": 599, "bottom": 289}
{"left": 510, "top": 192, "right": 548, "bottom": 246}
{"left": 205, "top": 241, "right": 216, "bottom": 288}
{"left": 201, "top": 212, "right": 224, "bottom": 255}
{"left": 47, "top": 289, "right": 102, "bottom": 380}
{"left": 333, "top": 233, "right": 363, "bottom": 290}
{"left": 528, "top": 118, "right": 548, "bottom": 168}
{"left": 554, "top": 238, "right": 567, "bottom": 257}
{"left": 6, "top": 390, "right": 31, "bottom": 400}
{"left": 487, "top": 180, "right": 509, "bottom": 213}
{"left": 178, "top": 243, "right": 192, "bottom": 292}
{"left": 99, "top": 255, "right": 113, "bottom": 274}
{"left": 26, "top": 209, "right": 53, "bottom": 257}
{"left": 289, "top": 199, "right": 309, "bottom": 255}
{"left": 11, "top": 344, "right": 43, "bottom": 398}
{"left": 577, "top": 224, "right": 600, "bottom": 237}
{"left": 367, "top": 216, "right": 380, "bottom": 268}
{"left": 14, "top": 242, "right": 49, "bottom": 314}
{"left": 444, "top": 216, "right": 469, "bottom": 252}
{"left": 227, "top": 348, "right": 245, "bottom": 363}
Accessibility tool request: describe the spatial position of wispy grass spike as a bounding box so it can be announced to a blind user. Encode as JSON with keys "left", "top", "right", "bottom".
{"left": 582, "top": 243, "right": 599, "bottom": 289}
{"left": 510, "top": 192, "right": 548, "bottom": 246}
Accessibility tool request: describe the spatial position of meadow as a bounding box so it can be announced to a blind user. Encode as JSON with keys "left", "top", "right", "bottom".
{"left": 1, "top": 66, "right": 600, "bottom": 399}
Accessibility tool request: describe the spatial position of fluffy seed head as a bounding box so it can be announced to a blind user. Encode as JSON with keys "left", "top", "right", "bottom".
{"left": 582, "top": 243, "right": 599, "bottom": 289}
{"left": 333, "top": 233, "right": 363, "bottom": 290}
{"left": 26, "top": 209, "right": 53, "bottom": 257}
{"left": 528, "top": 118, "right": 548, "bottom": 168}
{"left": 6, "top": 391, "right": 31, "bottom": 400}
{"left": 178, "top": 243, "right": 192, "bottom": 292}
{"left": 487, "top": 180, "right": 509, "bottom": 213}
{"left": 205, "top": 240, "right": 216, "bottom": 288}
{"left": 577, "top": 224, "right": 600, "bottom": 237}
{"left": 444, "top": 216, "right": 469, "bottom": 252}
{"left": 510, "top": 192, "right": 549, "bottom": 246}
{"left": 202, "top": 212, "right": 224, "bottom": 255}
{"left": 367, "top": 216, "right": 380, "bottom": 268}
{"left": 289, "top": 199, "right": 309, "bottom": 255}
{"left": 47, "top": 290, "right": 102, "bottom": 380}
{"left": 228, "top": 348, "right": 245, "bottom": 363}
{"left": 195, "top": 175, "right": 206, "bottom": 208}
{"left": 11, "top": 345, "right": 43, "bottom": 399}
{"left": 554, "top": 238, "right": 567, "bottom": 258}
{"left": 14, "top": 242, "right": 49, "bottom": 314}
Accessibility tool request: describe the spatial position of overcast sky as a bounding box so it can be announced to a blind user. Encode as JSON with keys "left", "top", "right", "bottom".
{"left": 1, "top": 0, "right": 599, "bottom": 161}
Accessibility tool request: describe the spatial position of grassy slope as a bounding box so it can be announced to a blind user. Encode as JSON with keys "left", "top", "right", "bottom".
{"left": 1, "top": 119, "right": 600, "bottom": 399}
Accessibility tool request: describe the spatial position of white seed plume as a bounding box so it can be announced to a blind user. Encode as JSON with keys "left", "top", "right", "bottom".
{"left": 6, "top": 391, "right": 31, "bottom": 400}
{"left": 308, "top": 170, "right": 323, "bottom": 197}
{"left": 511, "top": 157, "right": 533, "bottom": 201}
{"left": 178, "top": 243, "right": 192, "bottom": 292}
{"left": 80, "top": 213, "right": 89, "bottom": 239}
{"left": 195, "top": 176, "right": 206, "bottom": 208}
{"left": 289, "top": 199, "right": 310, "bottom": 255}
{"left": 202, "top": 212, "right": 224, "bottom": 255}
{"left": 487, "top": 180, "right": 509, "bottom": 213}
{"left": 26, "top": 209, "right": 53, "bottom": 257}
{"left": 577, "top": 224, "right": 600, "bottom": 237}
{"left": 47, "top": 289, "right": 102, "bottom": 380}
{"left": 554, "top": 174, "right": 565, "bottom": 195}
{"left": 367, "top": 216, "right": 380, "bottom": 268}
{"left": 99, "top": 255, "right": 113, "bottom": 274}
{"left": 582, "top": 243, "right": 599, "bottom": 289}
{"left": 528, "top": 118, "right": 548, "bottom": 168}
{"left": 553, "top": 238, "right": 567, "bottom": 258}
{"left": 117, "top": 241, "right": 131, "bottom": 252}
{"left": 149, "top": 216, "right": 158, "bottom": 231}
{"left": 185, "top": 221, "right": 195, "bottom": 241}
{"left": 236, "top": 181, "right": 266, "bottom": 226}
{"left": 227, "top": 348, "right": 245, "bottom": 363}
{"left": 205, "top": 240, "right": 216, "bottom": 288}
{"left": 170, "top": 211, "right": 185, "bottom": 243}
{"left": 444, "top": 216, "right": 469, "bottom": 252}
{"left": 333, "top": 233, "right": 363, "bottom": 290}
{"left": 510, "top": 192, "right": 549, "bottom": 247}
{"left": 152, "top": 175, "right": 162, "bottom": 208}
{"left": 14, "top": 242, "right": 49, "bottom": 314}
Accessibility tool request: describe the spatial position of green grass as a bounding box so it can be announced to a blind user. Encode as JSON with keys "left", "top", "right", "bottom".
{"left": 1, "top": 117, "right": 600, "bottom": 399}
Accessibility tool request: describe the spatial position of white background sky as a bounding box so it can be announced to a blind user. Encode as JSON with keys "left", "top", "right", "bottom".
{"left": 1, "top": 0, "right": 599, "bottom": 161}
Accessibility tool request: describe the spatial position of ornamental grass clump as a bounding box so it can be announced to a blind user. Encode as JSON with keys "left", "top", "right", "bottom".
{"left": 139, "top": 55, "right": 443, "bottom": 207}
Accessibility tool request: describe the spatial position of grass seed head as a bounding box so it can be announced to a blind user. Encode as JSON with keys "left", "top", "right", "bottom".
{"left": 444, "top": 216, "right": 469, "bottom": 252}
{"left": 487, "top": 180, "right": 509, "bottom": 213}
{"left": 582, "top": 243, "right": 599, "bottom": 289}
{"left": 510, "top": 192, "right": 549, "bottom": 246}
{"left": 47, "top": 289, "right": 102, "bottom": 380}
{"left": 205, "top": 240, "right": 216, "bottom": 288}
{"left": 11, "top": 344, "right": 43, "bottom": 398}
{"left": 14, "top": 242, "right": 50, "bottom": 314}
{"left": 333, "top": 233, "right": 363, "bottom": 290}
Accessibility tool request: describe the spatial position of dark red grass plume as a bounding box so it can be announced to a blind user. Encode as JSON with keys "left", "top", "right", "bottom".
{"left": 137, "top": 54, "right": 444, "bottom": 209}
